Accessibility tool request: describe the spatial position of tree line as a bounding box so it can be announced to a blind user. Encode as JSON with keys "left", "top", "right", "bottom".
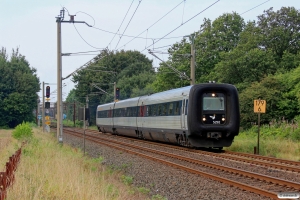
{"left": 69, "top": 6, "right": 300, "bottom": 128}
{"left": 0, "top": 48, "right": 40, "bottom": 128}
{"left": 1, "top": 6, "right": 299, "bottom": 129}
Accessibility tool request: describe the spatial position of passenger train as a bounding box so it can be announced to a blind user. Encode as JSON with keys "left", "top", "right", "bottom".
{"left": 96, "top": 83, "right": 240, "bottom": 149}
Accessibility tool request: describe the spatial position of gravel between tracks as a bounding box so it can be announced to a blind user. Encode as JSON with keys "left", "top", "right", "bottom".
{"left": 64, "top": 133, "right": 272, "bottom": 200}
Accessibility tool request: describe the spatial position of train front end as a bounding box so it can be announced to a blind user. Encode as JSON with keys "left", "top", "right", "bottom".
{"left": 187, "top": 83, "right": 240, "bottom": 148}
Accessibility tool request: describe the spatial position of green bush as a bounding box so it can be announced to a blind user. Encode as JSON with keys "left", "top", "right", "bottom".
{"left": 12, "top": 121, "right": 33, "bottom": 140}
{"left": 291, "top": 129, "right": 300, "bottom": 141}
{"left": 120, "top": 175, "right": 133, "bottom": 185}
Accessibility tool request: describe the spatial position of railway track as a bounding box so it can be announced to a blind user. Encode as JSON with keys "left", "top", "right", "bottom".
{"left": 61, "top": 128, "right": 300, "bottom": 199}
{"left": 84, "top": 128, "right": 300, "bottom": 173}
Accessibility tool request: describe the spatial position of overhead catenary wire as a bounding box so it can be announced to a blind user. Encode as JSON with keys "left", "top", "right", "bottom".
{"left": 92, "top": 26, "right": 184, "bottom": 40}
{"left": 75, "top": 11, "right": 96, "bottom": 26}
{"left": 66, "top": 0, "right": 271, "bottom": 54}
{"left": 141, "top": 0, "right": 220, "bottom": 53}
{"left": 181, "top": 0, "right": 186, "bottom": 24}
{"left": 107, "top": 0, "right": 135, "bottom": 48}
{"left": 240, "top": 0, "right": 270, "bottom": 15}
{"left": 73, "top": 23, "right": 104, "bottom": 49}
{"left": 61, "top": 1, "right": 273, "bottom": 85}
{"left": 116, "top": 0, "right": 186, "bottom": 51}
{"left": 114, "top": 0, "right": 143, "bottom": 50}
{"left": 62, "top": 52, "right": 108, "bottom": 80}
{"left": 152, "top": 44, "right": 173, "bottom": 50}
{"left": 63, "top": 50, "right": 106, "bottom": 55}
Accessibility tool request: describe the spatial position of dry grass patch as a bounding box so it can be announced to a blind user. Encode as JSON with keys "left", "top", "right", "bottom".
{"left": 6, "top": 128, "right": 149, "bottom": 200}
{"left": 0, "top": 129, "right": 13, "bottom": 150}
{"left": 0, "top": 129, "right": 18, "bottom": 171}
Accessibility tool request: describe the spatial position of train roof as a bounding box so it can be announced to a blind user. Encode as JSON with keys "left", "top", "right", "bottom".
{"left": 97, "top": 83, "right": 234, "bottom": 108}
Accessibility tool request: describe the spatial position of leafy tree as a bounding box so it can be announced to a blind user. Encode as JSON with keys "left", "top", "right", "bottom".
{"left": 257, "top": 7, "right": 300, "bottom": 61}
{"left": 0, "top": 48, "right": 40, "bottom": 128}
{"left": 153, "top": 12, "right": 245, "bottom": 91}
{"left": 70, "top": 50, "right": 155, "bottom": 125}
{"left": 239, "top": 76, "right": 282, "bottom": 128}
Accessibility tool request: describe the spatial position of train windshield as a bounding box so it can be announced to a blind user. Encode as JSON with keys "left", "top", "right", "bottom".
{"left": 203, "top": 96, "right": 224, "bottom": 111}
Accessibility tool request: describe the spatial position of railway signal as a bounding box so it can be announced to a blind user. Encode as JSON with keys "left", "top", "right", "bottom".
{"left": 45, "top": 102, "right": 50, "bottom": 109}
{"left": 116, "top": 88, "right": 120, "bottom": 100}
{"left": 46, "top": 86, "right": 50, "bottom": 98}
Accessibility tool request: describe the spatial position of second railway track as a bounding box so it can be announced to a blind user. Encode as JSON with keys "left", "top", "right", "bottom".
{"left": 61, "top": 127, "right": 300, "bottom": 199}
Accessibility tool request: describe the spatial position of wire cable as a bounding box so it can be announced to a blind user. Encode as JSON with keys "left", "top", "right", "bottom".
{"left": 115, "top": 0, "right": 143, "bottom": 50}
{"left": 73, "top": 23, "right": 104, "bottom": 49}
{"left": 91, "top": 25, "right": 185, "bottom": 40}
{"left": 116, "top": 0, "right": 186, "bottom": 51}
{"left": 75, "top": 11, "right": 96, "bottom": 26}
{"left": 153, "top": 44, "right": 173, "bottom": 49}
{"left": 107, "top": 0, "right": 135, "bottom": 48}
{"left": 63, "top": 50, "right": 106, "bottom": 55}
{"left": 240, "top": 0, "right": 271, "bottom": 15}
{"left": 181, "top": 0, "right": 186, "bottom": 24}
{"left": 141, "top": 0, "right": 220, "bottom": 52}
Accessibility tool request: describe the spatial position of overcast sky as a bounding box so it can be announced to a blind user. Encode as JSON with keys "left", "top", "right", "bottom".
{"left": 1, "top": 0, "right": 298, "bottom": 102}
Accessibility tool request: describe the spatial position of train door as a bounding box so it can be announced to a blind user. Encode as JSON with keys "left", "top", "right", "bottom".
{"left": 181, "top": 98, "right": 187, "bottom": 129}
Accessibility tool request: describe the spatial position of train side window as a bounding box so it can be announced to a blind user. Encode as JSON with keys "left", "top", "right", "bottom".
{"left": 145, "top": 106, "right": 148, "bottom": 117}
{"left": 174, "top": 102, "right": 178, "bottom": 115}
{"left": 117, "top": 109, "right": 121, "bottom": 117}
{"left": 126, "top": 107, "right": 129, "bottom": 117}
{"left": 124, "top": 108, "right": 126, "bottom": 117}
{"left": 168, "top": 102, "right": 174, "bottom": 116}
{"left": 157, "top": 104, "right": 161, "bottom": 116}
{"left": 162, "top": 103, "right": 167, "bottom": 116}
{"left": 121, "top": 108, "right": 124, "bottom": 117}
{"left": 174, "top": 101, "right": 181, "bottom": 115}
{"left": 132, "top": 106, "right": 137, "bottom": 117}
{"left": 152, "top": 104, "right": 157, "bottom": 116}
{"left": 148, "top": 105, "right": 152, "bottom": 116}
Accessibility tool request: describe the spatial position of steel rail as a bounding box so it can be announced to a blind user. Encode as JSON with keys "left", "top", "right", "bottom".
{"left": 63, "top": 129, "right": 278, "bottom": 199}
{"left": 87, "top": 129, "right": 300, "bottom": 173}
{"left": 63, "top": 129, "right": 300, "bottom": 198}
{"left": 224, "top": 150, "right": 300, "bottom": 167}
{"left": 82, "top": 131, "right": 300, "bottom": 190}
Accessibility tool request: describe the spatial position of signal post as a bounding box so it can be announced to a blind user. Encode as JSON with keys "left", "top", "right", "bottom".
{"left": 254, "top": 99, "right": 266, "bottom": 155}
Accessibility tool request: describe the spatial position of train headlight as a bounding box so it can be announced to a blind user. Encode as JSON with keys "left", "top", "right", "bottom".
{"left": 212, "top": 93, "right": 215, "bottom": 97}
{"left": 202, "top": 116, "right": 206, "bottom": 121}
{"left": 222, "top": 115, "right": 225, "bottom": 121}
